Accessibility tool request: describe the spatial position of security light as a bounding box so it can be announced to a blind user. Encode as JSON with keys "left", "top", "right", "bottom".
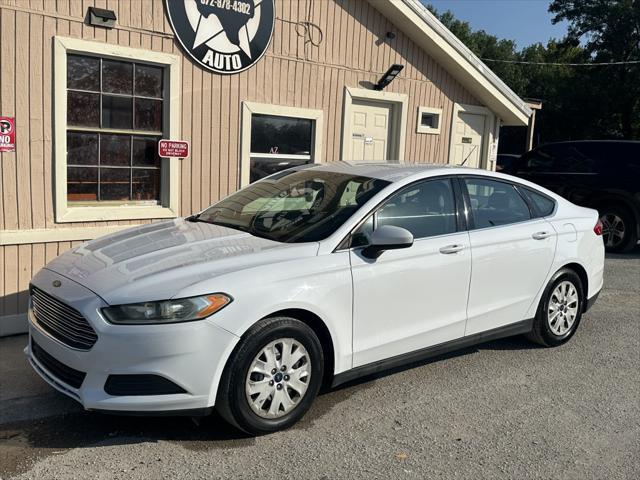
{"left": 87, "top": 7, "right": 116, "bottom": 29}
{"left": 374, "top": 64, "right": 404, "bottom": 90}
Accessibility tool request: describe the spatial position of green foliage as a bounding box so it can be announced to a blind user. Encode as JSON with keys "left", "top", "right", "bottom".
{"left": 425, "top": 1, "right": 640, "bottom": 146}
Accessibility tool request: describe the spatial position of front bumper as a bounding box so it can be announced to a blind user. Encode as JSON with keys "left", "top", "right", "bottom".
{"left": 26, "top": 268, "right": 240, "bottom": 413}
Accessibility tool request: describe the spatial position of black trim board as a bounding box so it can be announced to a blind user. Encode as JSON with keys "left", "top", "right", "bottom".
{"left": 90, "top": 407, "right": 214, "bottom": 417}
{"left": 331, "top": 318, "right": 534, "bottom": 388}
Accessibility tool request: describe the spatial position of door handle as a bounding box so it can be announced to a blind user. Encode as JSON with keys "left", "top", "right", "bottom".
{"left": 439, "top": 244, "right": 465, "bottom": 254}
{"left": 532, "top": 231, "right": 552, "bottom": 240}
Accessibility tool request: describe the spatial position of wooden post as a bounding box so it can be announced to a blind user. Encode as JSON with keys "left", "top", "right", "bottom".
{"left": 524, "top": 99, "right": 543, "bottom": 152}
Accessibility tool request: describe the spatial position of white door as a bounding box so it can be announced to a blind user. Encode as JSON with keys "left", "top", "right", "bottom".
{"left": 349, "top": 178, "right": 471, "bottom": 367}
{"left": 452, "top": 112, "right": 486, "bottom": 168}
{"left": 461, "top": 177, "right": 557, "bottom": 335}
{"left": 349, "top": 100, "right": 392, "bottom": 162}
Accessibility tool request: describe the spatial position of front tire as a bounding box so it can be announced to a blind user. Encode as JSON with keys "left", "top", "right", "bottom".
{"left": 216, "top": 316, "right": 324, "bottom": 435}
{"left": 527, "top": 268, "right": 585, "bottom": 347}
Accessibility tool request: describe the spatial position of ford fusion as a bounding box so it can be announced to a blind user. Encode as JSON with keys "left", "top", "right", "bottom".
{"left": 27, "top": 164, "right": 604, "bottom": 434}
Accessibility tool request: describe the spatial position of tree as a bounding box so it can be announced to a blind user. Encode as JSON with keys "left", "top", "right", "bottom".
{"left": 425, "top": 1, "right": 640, "bottom": 147}
{"left": 549, "top": 0, "right": 640, "bottom": 138}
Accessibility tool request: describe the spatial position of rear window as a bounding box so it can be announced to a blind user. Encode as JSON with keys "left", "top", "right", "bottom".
{"left": 522, "top": 187, "right": 556, "bottom": 217}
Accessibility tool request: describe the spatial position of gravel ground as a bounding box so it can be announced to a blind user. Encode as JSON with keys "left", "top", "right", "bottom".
{"left": 1, "top": 251, "right": 638, "bottom": 480}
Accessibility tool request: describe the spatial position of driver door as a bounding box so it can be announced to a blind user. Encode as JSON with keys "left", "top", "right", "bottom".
{"left": 349, "top": 178, "right": 471, "bottom": 367}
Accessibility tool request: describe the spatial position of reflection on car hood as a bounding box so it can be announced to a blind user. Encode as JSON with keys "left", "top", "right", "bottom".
{"left": 44, "top": 218, "right": 319, "bottom": 305}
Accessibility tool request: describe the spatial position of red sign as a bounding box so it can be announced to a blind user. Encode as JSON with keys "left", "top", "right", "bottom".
{"left": 158, "top": 139, "right": 189, "bottom": 158}
{"left": 0, "top": 116, "right": 16, "bottom": 152}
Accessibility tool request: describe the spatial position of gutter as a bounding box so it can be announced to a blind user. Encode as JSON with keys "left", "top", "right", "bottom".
{"left": 402, "top": 0, "right": 532, "bottom": 119}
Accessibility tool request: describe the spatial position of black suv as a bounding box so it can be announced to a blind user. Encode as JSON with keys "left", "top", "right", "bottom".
{"left": 510, "top": 140, "right": 640, "bottom": 252}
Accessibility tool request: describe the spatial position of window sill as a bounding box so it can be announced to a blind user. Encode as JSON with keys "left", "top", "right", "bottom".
{"left": 416, "top": 126, "right": 441, "bottom": 135}
{"left": 56, "top": 205, "right": 178, "bottom": 223}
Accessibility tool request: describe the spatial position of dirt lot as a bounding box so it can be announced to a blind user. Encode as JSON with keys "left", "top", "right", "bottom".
{"left": 1, "top": 251, "right": 638, "bottom": 479}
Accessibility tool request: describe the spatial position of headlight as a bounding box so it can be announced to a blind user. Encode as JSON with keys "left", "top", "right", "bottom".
{"left": 102, "top": 294, "right": 232, "bottom": 325}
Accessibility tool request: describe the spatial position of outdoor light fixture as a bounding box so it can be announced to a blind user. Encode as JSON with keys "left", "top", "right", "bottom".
{"left": 87, "top": 7, "right": 116, "bottom": 29}
{"left": 374, "top": 64, "right": 404, "bottom": 90}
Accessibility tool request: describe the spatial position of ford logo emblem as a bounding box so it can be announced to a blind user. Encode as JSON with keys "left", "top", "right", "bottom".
{"left": 52, "top": 280, "right": 61, "bottom": 288}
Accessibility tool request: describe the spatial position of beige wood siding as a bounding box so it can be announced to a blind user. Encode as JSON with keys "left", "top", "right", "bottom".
{"left": 0, "top": 0, "right": 482, "bottom": 322}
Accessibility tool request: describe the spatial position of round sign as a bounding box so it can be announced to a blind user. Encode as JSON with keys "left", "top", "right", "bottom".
{"left": 165, "top": 0, "right": 275, "bottom": 75}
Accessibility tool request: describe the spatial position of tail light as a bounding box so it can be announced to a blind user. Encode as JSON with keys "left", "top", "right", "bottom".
{"left": 594, "top": 218, "right": 603, "bottom": 236}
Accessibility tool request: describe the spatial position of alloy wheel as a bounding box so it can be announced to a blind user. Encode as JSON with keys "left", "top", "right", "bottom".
{"left": 548, "top": 280, "right": 579, "bottom": 336}
{"left": 600, "top": 213, "right": 626, "bottom": 249}
{"left": 245, "top": 338, "right": 311, "bottom": 419}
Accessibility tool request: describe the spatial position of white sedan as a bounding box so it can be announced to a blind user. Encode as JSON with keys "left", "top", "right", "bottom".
{"left": 27, "top": 164, "right": 604, "bottom": 434}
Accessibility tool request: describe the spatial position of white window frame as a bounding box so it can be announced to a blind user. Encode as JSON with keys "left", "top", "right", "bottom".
{"left": 416, "top": 106, "right": 442, "bottom": 134}
{"left": 240, "top": 102, "right": 324, "bottom": 187}
{"left": 54, "top": 36, "right": 181, "bottom": 222}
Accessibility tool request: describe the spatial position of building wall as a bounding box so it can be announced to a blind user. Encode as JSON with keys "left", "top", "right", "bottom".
{"left": 0, "top": 0, "right": 481, "bottom": 331}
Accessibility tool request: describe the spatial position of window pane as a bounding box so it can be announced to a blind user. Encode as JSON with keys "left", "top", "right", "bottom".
{"left": 100, "top": 168, "right": 130, "bottom": 201}
{"left": 67, "top": 167, "right": 98, "bottom": 202}
{"left": 102, "top": 95, "right": 133, "bottom": 129}
{"left": 464, "top": 178, "right": 531, "bottom": 228}
{"left": 550, "top": 144, "right": 596, "bottom": 173}
{"left": 135, "top": 64, "right": 163, "bottom": 97}
{"left": 249, "top": 157, "right": 311, "bottom": 184}
{"left": 102, "top": 59, "right": 133, "bottom": 95}
{"left": 250, "top": 115, "right": 313, "bottom": 155}
{"left": 523, "top": 187, "right": 555, "bottom": 217}
{"left": 134, "top": 98, "right": 162, "bottom": 131}
{"left": 198, "top": 170, "right": 390, "bottom": 243}
{"left": 68, "top": 91, "right": 100, "bottom": 127}
{"left": 351, "top": 215, "right": 374, "bottom": 248}
{"left": 67, "top": 132, "right": 98, "bottom": 165}
{"left": 377, "top": 179, "right": 457, "bottom": 239}
{"left": 100, "top": 134, "right": 131, "bottom": 166}
{"left": 132, "top": 137, "right": 160, "bottom": 167}
{"left": 132, "top": 169, "right": 160, "bottom": 201}
{"left": 67, "top": 55, "right": 100, "bottom": 91}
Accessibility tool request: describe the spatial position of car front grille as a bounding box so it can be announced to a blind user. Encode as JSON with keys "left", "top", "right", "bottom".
{"left": 30, "top": 285, "right": 98, "bottom": 350}
{"left": 31, "top": 338, "right": 86, "bottom": 389}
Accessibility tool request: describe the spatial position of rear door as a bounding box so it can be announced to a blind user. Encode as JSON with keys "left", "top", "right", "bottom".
{"left": 461, "top": 176, "right": 557, "bottom": 335}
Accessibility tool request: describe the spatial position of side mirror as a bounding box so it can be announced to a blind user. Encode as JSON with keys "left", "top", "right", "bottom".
{"left": 362, "top": 225, "right": 414, "bottom": 259}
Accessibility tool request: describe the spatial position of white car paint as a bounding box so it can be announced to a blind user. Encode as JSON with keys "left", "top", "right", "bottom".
{"left": 26, "top": 164, "right": 604, "bottom": 414}
{"left": 350, "top": 230, "right": 471, "bottom": 366}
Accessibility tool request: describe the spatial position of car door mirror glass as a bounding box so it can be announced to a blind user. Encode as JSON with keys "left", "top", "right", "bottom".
{"left": 362, "top": 225, "right": 414, "bottom": 259}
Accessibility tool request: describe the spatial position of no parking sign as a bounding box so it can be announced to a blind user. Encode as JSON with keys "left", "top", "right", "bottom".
{"left": 0, "top": 116, "right": 16, "bottom": 152}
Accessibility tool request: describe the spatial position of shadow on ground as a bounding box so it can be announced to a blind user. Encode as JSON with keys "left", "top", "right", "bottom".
{"left": 0, "top": 332, "right": 545, "bottom": 478}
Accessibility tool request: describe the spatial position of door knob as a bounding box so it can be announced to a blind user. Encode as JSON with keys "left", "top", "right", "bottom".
{"left": 532, "top": 231, "right": 551, "bottom": 240}
{"left": 439, "top": 244, "right": 465, "bottom": 254}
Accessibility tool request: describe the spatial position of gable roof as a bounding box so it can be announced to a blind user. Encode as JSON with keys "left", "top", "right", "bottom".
{"left": 369, "top": 0, "right": 532, "bottom": 126}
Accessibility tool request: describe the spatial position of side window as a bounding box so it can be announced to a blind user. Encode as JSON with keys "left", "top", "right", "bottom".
{"left": 464, "top": 178, "right": 531, "bottom": 228}
{"left": 376, "top": 178, "right": 457, "bottom": 239}
{"left": 522, "top": 187, "right": 556, "bottom": 217}
{"left": 551, "top": 144, "right": 595, "bottom": 173}
{"left": 522, "top": 146, "right": 554, "bottom": 172}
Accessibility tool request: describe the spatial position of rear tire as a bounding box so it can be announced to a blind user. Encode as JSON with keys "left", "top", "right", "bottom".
{"left": 599, "top": 204, "right": 637, "bottom": 253}
{"left": 216, "top": 316, "right": 324, "bottom": 435}
{"left": 527, "top": 268, "right": 584, "bottom": 347}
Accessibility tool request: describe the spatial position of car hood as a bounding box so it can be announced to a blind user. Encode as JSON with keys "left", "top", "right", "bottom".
{"left": 44, "top": 219, "right": 319, "bottom": 305}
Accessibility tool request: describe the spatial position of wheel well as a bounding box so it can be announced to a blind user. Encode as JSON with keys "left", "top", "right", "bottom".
{"left": 562, "top": 262, "right": 589, "bottom": 310}
{"left": 593, "top": 197, "right": 639, "bottom": 222}
{"left": 266, "top": 308, "right": 335, "bottom": 391}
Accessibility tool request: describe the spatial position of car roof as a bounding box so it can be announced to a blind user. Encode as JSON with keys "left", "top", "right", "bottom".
{"left": 295, "top": 162, "right": 479, "bottom": 182}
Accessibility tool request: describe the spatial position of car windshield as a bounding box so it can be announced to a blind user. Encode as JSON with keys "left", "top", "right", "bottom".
{"left": 194, "top": 169, "right": 390, "bottom": 243}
